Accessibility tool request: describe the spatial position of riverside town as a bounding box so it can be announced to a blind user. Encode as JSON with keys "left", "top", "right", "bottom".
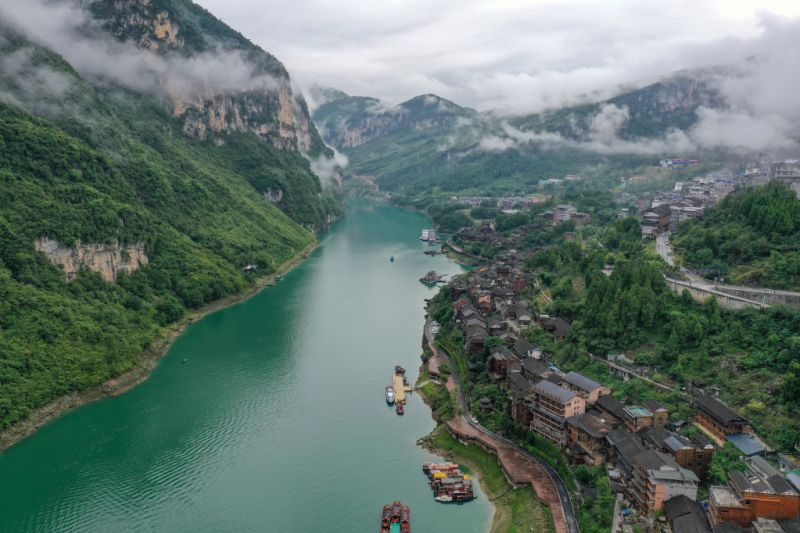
{"left": 1, "top": 1, "right": 800, "bottom": 532}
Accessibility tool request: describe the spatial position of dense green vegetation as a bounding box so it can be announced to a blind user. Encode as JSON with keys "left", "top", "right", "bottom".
{"left": 0, "top": 23, "right": 337, "bottom": 430}
{"left": 674, "top": 182, "right": 800, "bottom": 289}
{"left": 574, "top": 465, "right": 615, "bottom": 533}
{"left": 529, "top": 218, "right": 800, "bottom": 450}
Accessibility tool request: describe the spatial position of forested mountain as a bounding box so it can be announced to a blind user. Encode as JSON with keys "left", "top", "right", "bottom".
{"left": 674, "top": 182, "right": 800, "bottom": 289}
{"left": 0, "top": 0, "right": 339, "bottom": 430}
{"left": 312, "top": 71, "right": 729, "bottom": 193}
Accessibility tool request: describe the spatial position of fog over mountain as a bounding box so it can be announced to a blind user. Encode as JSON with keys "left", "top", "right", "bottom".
{"left": 196, "top": 0, "right": 800, "bottom": 114}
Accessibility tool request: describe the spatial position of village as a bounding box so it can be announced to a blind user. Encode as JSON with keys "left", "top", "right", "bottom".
{"left": 426, "top": 211, "right": 800, "bottom": 533}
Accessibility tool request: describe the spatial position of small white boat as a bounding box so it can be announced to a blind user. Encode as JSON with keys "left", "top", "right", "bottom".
{"left": 386, "top": 386, "right": 395, "bottom": 404}
{"left": 435, "top": 495, "right": 453, "bottom": 503}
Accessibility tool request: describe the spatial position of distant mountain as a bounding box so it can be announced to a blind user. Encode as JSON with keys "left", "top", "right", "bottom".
{"left": 510, "top": 71, "right": 725, "bottom": 140}
{"left": 313, "top": 92, "right": 478, "bottom": 149}
{"left": 0, "top": 0, "right": 340, "bottom": 432}
{"left": 312, "top": 71, "right": 730, "bottom": 193}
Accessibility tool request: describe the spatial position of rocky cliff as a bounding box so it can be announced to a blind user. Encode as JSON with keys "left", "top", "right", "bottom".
{"left": 35, "top": 237, "right": 148, "bottom": 282}
{"left": 88, "top": 0, "right": 322, "bottom": 153}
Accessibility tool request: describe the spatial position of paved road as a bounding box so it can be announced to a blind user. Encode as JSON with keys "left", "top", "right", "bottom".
{"left": 656, "top": 231, "right": 800, "bottom": 300}
{"left": 655, "top": 233, "right": 674, "bottom": 266}
{"left": 424, "top": 321, "right": 580, "bottom": 533}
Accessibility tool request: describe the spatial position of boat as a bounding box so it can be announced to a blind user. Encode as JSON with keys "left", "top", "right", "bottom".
{"left": 419, "top": 271, "right": 446, "bottom": 284}
{"left": 390, "top": 256, "right": 394, "bottom": 262}
{"left": 422, "top": 462, "right": 475, "bottom": 503}
{"left": 379, "top": 501, "right": 410, "bottom": 533}
{"left": 385, "top": 386, "right": 395, "bottom": 404}
{"left": 396, "top": 402, "right": 404, "bottom": 415}
{"left": 400, "top": 504, "right": 410, "bottom": 533}
{"left": 381, "top": 504, "right": 392, "bottom": 531}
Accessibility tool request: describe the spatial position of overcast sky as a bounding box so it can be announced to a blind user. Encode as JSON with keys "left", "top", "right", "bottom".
{"left": 194, "top": 0, "right": 800, "bottom": 114}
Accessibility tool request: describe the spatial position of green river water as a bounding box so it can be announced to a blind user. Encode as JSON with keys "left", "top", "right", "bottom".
{"left": 0, "top": 201, "right": 492, "bottom": 532}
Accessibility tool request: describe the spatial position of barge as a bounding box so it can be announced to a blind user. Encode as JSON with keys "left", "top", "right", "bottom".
{"left": 422, "top": 462, "right": 475, "bottom": 503}
{"left": 380, "top": 501, "right": 410, "bottom": 533}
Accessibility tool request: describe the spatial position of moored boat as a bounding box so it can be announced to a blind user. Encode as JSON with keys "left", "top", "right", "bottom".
{"left": 396, "top": 402, "right": 404, "bottom": 415}
{"left": 419, "top": 271, "right": 445, "bottom": 284}
{"left": 422, "top": 462, "right": 475, "bottom": 503}
{"left": 386, "top": 386, "right": 395, "bottom": 404}
{"left": 379, "top": 501, "right": 411, "bottom": 533}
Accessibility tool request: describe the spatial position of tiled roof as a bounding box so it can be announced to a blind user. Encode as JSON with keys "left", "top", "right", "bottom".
{"left": 533, "top": 380, "right": 578, "bottom": 404}
{"left": 563, "top": 371, "right": 602, "bottom": 393}
{"left": 695, "top": 396, "right": 748, "bottom": 425}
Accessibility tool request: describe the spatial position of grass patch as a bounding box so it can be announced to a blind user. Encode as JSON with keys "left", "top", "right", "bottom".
{"left": 421, "top": 426, "right": 554, "bottom": 533}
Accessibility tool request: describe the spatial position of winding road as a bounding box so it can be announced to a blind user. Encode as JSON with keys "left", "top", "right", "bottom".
{"left": 424, "top": 321, "right": 580, "bottom": 533}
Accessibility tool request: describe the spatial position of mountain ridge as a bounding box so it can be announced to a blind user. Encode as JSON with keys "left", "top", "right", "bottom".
{"left": 0, "top": 0, "right": 340, "bottom": 431}
{"left": 311, "top": 68, "right": 737, "bottom": 192}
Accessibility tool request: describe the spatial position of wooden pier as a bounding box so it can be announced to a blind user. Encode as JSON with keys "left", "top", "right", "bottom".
{"left": 393, "top": 374, "right": 412, "bottom": 403}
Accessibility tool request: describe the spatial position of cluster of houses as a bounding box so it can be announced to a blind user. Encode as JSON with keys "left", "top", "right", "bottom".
{"left": 637, "top": 175, "right": 738, "bottom": 237}
{"left": 500, "top": 352, "right": 800, "bottom": 531}
{"left": 448, "top": 250, "right": 546, "bottom": 356}
{"left": 631, "top": 161, "right": 800, "bottom": 238}
{"left": 454, "top": 222, "right": 549, "bottom": 255}
{"left": 538, "top": 203, "right": 592, "bottom": 226}
{"left": 441, "top": 261, "right": 800, "bottom": 531}
{"left": 449, "top": 194, "right": 551, "bottom": 211}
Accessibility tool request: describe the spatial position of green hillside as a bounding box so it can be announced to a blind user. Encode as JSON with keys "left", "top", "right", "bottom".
{"left": 674, "top": 182, "right": 800, "bottom": 289}
{"left": 0, "top": 6, "right": 335, "bottom": 430}
{"left": 313, "top": 74, "right": 727, "bottom": 193}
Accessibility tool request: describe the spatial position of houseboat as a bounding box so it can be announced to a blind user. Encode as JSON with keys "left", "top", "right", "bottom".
{"left": 422, "top": 462, "right": 475, "bottom": 503}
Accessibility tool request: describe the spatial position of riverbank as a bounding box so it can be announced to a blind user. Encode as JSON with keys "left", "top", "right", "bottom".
{"left": 0, "top": 240, "right": 319, "bottom": 453}
{"left": 416, "top": 366, "right": 553, "bottom": 533}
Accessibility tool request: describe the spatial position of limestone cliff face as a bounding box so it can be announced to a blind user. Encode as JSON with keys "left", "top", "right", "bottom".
{"left": 178, "top": 84, "right": 301, "bottom": 150}
{"left": 89, "top": 0, "right": 316, "bottom": 152}
{"left": 35, "top": 237, "right": 148, "bottom": 283}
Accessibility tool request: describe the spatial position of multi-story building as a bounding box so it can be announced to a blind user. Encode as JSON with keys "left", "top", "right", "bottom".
{"left": 631, "top": 450, "right": 699, "bottom": 517}
{"left": 771, "top": 160, "right": 800, "bottom": 181}
{"left": 644, "top": 399, "right": 669, "bottom": 427}
{"left": 552, "top": 204, "right": 578, "bottom": 223}
{"left": 709, "top": 464, "right": 800, "bottom": 527}
{"left": 507, "top": 370, "right": 534, "bottom": 426}
{"left": 625, "top": 406, "right": 654, "bottom": 432}
{"left": 566, "top": 413, "right": 613, "bottom": 466}
{"left": 562, "top": 371, "right": 611, "bottom": 403}
{"left": 639, "top": 426, "right": 714, "bottom": 479}
{"left": 529, "top": 380, "right": 585, "bottom": 446}
{"left": 607, "top": 428, "right": 647, "bottom": 481}
{"left": 694, "top": 396, "right": 751, "bottom": 441}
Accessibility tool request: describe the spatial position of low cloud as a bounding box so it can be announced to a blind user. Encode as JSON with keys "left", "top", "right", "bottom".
{"left": 0, "top": 0, "right": 284, "bottom": 107}
{"left": 0, "top": 46, "right": 78, "bottom": 116}
{"left": 307, "top": 149, "right": 348, "bottom": 188}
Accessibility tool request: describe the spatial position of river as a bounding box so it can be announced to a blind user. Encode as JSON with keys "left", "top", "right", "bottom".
{"left": 0, "top": 201, "right": 492, "bottom": 532}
